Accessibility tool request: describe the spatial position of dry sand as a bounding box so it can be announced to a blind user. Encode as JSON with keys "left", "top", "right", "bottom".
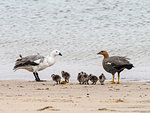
{"left": 0, "top": 80, "right": 150, "bottom": 113}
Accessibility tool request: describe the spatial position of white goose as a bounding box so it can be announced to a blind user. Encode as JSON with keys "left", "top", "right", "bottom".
{"left": 13, "top": 50, "right": 62, "bottom": 81}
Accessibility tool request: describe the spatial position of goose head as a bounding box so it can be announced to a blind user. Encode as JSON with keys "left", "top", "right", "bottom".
{"left": 51, "top": 50, "right": 62, "bottom": 57}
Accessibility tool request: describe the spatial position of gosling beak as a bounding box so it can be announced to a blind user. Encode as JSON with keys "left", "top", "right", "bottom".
{"left": 59, "top": 52, "right": 62, "bottom": 56}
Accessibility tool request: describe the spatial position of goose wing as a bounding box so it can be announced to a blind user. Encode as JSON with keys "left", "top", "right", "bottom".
{"left": 104, "top": 56, "right": 130, "bottom": 71}
{"left": 14, "top": 54, "right": 44, "bottom": 70}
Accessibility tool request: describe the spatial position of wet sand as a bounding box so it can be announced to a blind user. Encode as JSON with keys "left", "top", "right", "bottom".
{"left": 0, "top": 80, "right": 150, "bottom": 113}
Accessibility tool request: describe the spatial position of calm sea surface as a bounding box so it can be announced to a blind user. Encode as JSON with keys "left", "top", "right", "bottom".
{"left": 0, "top": 0, "right": 150, "bottom": 81}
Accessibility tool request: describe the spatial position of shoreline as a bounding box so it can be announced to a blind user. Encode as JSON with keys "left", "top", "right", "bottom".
{"left": 1, "top": 63, "right": 150, "bottom": 81}
{"left": 0, "top": 80, "right": 150, "bottom": 113}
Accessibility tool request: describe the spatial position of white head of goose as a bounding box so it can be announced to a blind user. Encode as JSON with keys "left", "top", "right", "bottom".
{"left": 97, "top": 50, "right": 134, "bottom": 84}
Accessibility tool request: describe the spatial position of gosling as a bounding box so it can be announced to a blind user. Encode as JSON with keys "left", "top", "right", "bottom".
{"left": 89, "top": 74, "right": 98, "bottom": 85}
{"left": 77, "top": 72, "right": 89, "bottom": 84}
{"left": 77, "top": 72, "right": 84, "bottom": 84}
{"left": 61, "top": 71, "right": 70, "bottom": 83}
{"left": 51, "top": 74, "right": 61, "bottom": 84}
{"left": 99, "top": 73, "right": 106, "bottom": 85}
{"left": 82, "top": 73, "right": 90, "bottom": 85}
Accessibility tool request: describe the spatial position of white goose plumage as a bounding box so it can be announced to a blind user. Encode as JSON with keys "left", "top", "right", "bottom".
{"left": 13, "top": 50, "right": 62, "bottom": 81}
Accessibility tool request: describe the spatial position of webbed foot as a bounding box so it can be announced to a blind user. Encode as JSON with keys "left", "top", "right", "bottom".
{"left": 117, "top": 81, "right": 120, "bottom": 84}
{"left": 109, "top": 81, "right": 115, "bottom": 84}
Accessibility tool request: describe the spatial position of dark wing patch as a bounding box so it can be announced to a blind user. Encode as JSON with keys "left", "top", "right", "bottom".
{"left": 14, "top": 60, "right": 39, "bottom": 69}
{"left": 113, "top": 64, "right": 134, "bottom": 70}
{"left": 13, "top": 55, "right": 44, "bottom": 70}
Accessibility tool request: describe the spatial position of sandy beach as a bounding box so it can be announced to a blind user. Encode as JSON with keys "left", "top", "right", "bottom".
{"left": 0, "top": 80, "right": 150, "bottom": 113}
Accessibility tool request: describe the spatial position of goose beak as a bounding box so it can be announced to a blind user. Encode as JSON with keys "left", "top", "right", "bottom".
{"left": 59, "top": 52, "right": 62, "bottom": 56}
{"left": 97, "top": 52, "right": 101, "bottom": 55}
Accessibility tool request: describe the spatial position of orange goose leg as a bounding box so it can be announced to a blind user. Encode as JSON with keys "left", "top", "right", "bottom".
{"left": 109, "top": 75, "right": 115, "bottom": 84}
{"left": 117, "top": 74, "right": 120, "bottom": 84}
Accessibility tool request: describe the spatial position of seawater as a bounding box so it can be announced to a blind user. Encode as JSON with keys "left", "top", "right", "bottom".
{"left": 0, "top": 0, "right": 150, "bottom": 81}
